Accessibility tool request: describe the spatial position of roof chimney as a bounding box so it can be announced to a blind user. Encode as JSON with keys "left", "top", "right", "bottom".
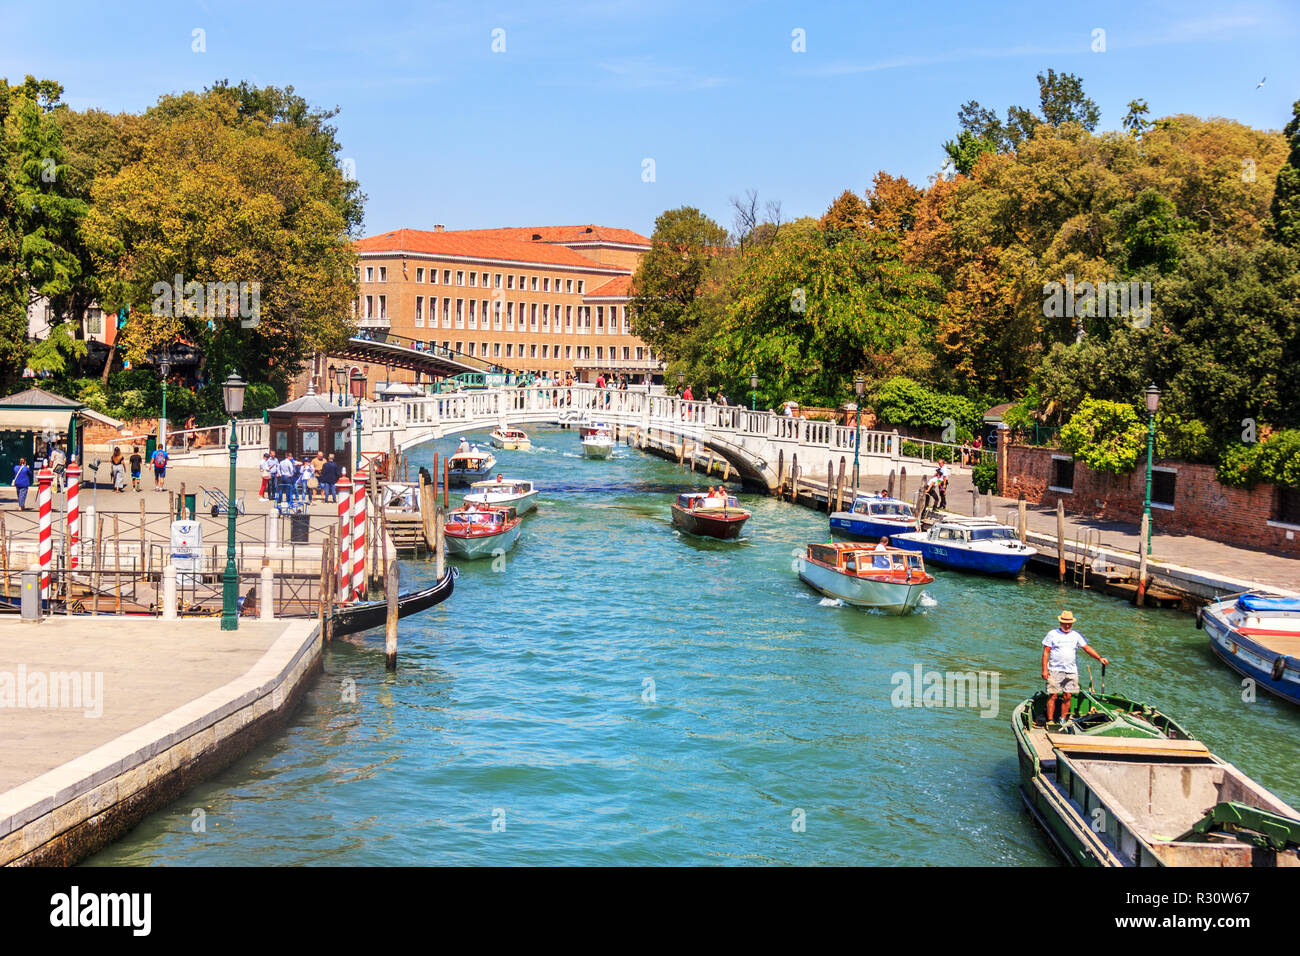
{"left": 433, "top": 224, "right": 445, "bottom": 232}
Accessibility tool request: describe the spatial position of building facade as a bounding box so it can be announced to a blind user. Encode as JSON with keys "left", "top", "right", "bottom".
{"left": 349, "top": 224, "right": 658, "bottom": 384}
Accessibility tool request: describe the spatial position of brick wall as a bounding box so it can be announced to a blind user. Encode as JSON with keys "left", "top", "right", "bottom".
{"left": 1000, "top": 443, "right": 1300, "bottom": 556}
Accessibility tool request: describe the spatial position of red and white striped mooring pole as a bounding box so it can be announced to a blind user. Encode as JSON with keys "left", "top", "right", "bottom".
{"left": 336, "top": 474, "right": 353, "bottom": 602}
{"left": 351, "top": 468, "right": 368, "bottom": 600}
{"left": 37, "top": 467, "right": 54, "bottom": 599}
{"left": 65, "top": 460, "right": 81, "bottom": 570}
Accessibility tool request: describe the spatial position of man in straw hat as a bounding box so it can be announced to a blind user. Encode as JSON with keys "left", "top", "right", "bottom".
{"left": 1041, "top": 610, "right": 1109, "bottom": 728}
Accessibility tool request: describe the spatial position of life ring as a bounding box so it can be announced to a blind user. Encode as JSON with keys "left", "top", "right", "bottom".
{"left": 1272, "top": 656, "right": 1287, "bottom": 682}
{"left": 1195, "top": 606, "right": 1203, "bottom": 630}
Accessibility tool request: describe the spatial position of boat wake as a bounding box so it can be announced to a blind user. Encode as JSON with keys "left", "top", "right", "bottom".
{"left": 919, "top": 594, "right": 938, "bottom": 608}
{"left": 818, "top": 597, "right": 845, "bottom": 608}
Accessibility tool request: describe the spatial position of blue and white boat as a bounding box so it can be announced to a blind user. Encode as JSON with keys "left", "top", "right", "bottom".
{"left": 1200, "top": 593, "right": 1300, "bottom": 706}
{"left": 829, "top": 495, "right": 917, "bottom": 540}
{"left": 891, "top": 517, "right": 1036, "bottom": 575}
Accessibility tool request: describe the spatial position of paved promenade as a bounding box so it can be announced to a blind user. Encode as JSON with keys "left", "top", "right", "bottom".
{"left": 0, "top": 615, "right": 321, "bottom": 865}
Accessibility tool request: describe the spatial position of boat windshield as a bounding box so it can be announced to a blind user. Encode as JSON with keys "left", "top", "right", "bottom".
{"left": 970, "top": 527, "right": 1016, "bottom": 541}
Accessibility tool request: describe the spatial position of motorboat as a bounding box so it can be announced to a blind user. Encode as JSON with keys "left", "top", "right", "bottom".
{"left": 891, "top": 517, "right": 1036, "bottom": 574}
{"left": 795, "top": 542, "right": 933, "bottom": 613}
{"left": 829, "top": 494, "right": 917, "bottom": 540}
{"left": 489, "top": 427, "right": 532, "bottom": 450}
{"left": 446, "top": 446, "right": 497, "bottom": 486}
{"left": 1199, "top": 592, "right": 1300, "bottom": 706}
{"left": 579, "top": 423, "right": 615, "bottom": 459}
{"left": 670, "top": 491, "right": 750, "bottom": 540}
{"left": 463, "top": 477, "right": 539, "bottom": 514}
{"left": 443, "top": 505, "right": 522, "bottom": 559}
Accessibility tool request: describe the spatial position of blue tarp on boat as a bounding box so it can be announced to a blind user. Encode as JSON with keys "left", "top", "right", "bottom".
{"left": 1236, "top": 594, "right": 1300, "bottom": 613}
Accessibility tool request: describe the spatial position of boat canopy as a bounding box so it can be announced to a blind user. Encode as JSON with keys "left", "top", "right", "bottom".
{"left": 850, "top": 496, "right": 913, "bottom": 517}
{"left": 677, "top": 493, "right": 738, "bottom": 509}
{"left": 1236, "top": 594, "right": 1300, "bottom": 613}
{"left": 807, "top": 543, "right": 924, "bottom": 573}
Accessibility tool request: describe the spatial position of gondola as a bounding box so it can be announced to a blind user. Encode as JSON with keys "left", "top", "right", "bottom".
{"left": 329, "top": 568, "right": 457, "bottom": 637}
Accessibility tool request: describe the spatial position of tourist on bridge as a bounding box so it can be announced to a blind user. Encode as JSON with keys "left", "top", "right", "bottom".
{"left": 11, "top": 457, "right": 31, "bottom": 509}
{"left": 1041, "top": 611, "right": 1109, "bottom": 728}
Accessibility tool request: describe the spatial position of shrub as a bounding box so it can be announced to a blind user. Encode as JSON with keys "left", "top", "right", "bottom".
{"left": 1216, "top": 430, "right": 1300, "bottom": 488}
{"left": 972, "top": 459, "right": 998, "bottom": 494}
{"left": 1059, "top": 399, "right": 1146, "bottom": 474}
{"left": 872, "top": 376, "right": 982, "bottom": 437}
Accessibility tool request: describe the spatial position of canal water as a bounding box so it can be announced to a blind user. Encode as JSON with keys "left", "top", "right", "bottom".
{"left": 87, "top": 428, "right": 1300, "bottom": 866}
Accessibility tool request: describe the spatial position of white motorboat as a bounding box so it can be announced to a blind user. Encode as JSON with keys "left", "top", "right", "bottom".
{"left": 463, "top": 477, "right": 539, "bottom": 514}
{"left": 489, "top": 427, "right": 532, "bottom": 450}
{"left": 447, "top": 446, "right": 497, "bottom": 486}
{"left": 796, "top": 542, "right": 934, "bottom": 613}
{"left": 579, "top": 423, "right": 615, "bottom": 459}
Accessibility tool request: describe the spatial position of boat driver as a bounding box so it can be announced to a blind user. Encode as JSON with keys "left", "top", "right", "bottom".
{"left": 1041, "top": 611, "right": 1110, "bottom": 728}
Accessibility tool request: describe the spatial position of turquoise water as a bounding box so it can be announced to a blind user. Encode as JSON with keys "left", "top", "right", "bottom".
{"left": 86, "top": 429, "right": 1300, "bottom": 866}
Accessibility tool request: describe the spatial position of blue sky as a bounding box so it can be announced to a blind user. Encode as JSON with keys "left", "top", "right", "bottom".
{"left": 3, "top": 0, "right": 1297, "bottom": 238}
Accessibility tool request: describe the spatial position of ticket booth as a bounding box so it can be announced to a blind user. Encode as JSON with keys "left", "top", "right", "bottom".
{"left": 266, "top": 387, "right": 355, "bottom": 466}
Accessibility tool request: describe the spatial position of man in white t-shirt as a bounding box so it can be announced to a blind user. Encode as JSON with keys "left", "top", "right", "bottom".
{"left": 1041, "top": 610, "right": 1109, "bottom": 727}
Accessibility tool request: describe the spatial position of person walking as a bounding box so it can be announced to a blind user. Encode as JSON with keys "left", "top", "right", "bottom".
{"left": 258, "top": 453, "right": 273, "bottom": 500}
{"left": 1041, "top": 611, "right": 1109, "bottom": 729}
{"left": 319, "top": 454, "right": 340, "bottom": 503}
{"left": 111, "top": 447, "right": 127, "bottom": 492}
{"left": 12, "top": 457, "right": 32, "bottom": 509}
{"left": 276, "top": 453, "right": 296, "bottom": 507}
{"left": 151, "top": 446, "right": 169, "bottom": 491}
{"left": 300, "top": 458, "right": 317, "bottom": 504}
{"left": 129, "top": 447, "right": 143, "bottom": 492}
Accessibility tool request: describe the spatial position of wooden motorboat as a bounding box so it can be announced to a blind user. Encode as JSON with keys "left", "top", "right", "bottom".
{"left": 670, "top": 492, "right": 749, "bottom": 540}
{"left": 1012, "top": 689, "right": 1300, "bottom": 866}
{"left": 489, "top": 427, "right": 531, "bottom": 450}
{"left": 795, "top": 542, "right": 933, "bottom": 613}
{"left": 447, "top": 446, "right": 497, "bottom": 486}
{"left": 1199, "top": 592, "right": 1300, "bottom": 706}
{"left": 892, "top": 516, "right": 1036, "bottom": 575}
{"left": 443, "top": 505, "right": 522, "bottom": 559}
{"left": 330, "top": 569, "right": 457, "bottom": 637}
{"left": 463, "top": 477, "right": 539, "bottom": 514}
{"left": 829, "top": 494, "right": 917, "bottom": 540}
{"left": 579, "top": 423, "right": 615, "bottom": 459}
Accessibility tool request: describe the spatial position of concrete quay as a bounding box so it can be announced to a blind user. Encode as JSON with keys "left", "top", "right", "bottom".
{"left": 0, "top": 615, "right": 321, "bottom": 866}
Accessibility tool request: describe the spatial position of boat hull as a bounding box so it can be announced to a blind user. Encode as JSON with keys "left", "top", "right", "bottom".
{"left": 891, "top": 536, "right": 1033, "bottom": 574}
{"left": 330, "top": 569, "right": 456, "bottom": 637}
{"left": 828, "top": 513, "right": 917, "bottom": 540}
{"left": 796, "top": 558, "right": 929, "bottom": 613}
{"left": 444, "top": 521, "right": 522, "bottom": 559}
{"left": 463, "top": 490, "right": 539, "bottom": 514}
{"left": 671, "top": 504, "right": 749, "bottom": 540}
{"left": 1203, "top": 607, "right": 1300, "bottom": 706}
{"left": 581, "top": 440, "right": 614, "bottom": 459}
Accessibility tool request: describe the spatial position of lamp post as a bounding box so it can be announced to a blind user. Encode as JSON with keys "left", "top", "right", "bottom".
{"left": 334, "top": 364, "right": 347, "bottom": 407}
{"left": 750, "top": 373, "right": 758, "bottom": 411}
{"left": 158, "top": 353, "right": 171, "bottom": 450}
{"left": 1143, "top": 384, "right": 1160, "bottom": 556}
{"left": 350, "top": 367, "right": 365, "bottom": 473}
{"left": 328, "top": 363, "right": 337, "bottom": 404}
{"left": 220, "top": 372, "right": 247, "bottom": 631}
{"left": 852, "top": 375, "right": 865, "bottom": 492}
{"left": 677, "top": 372, "right": 684, "bottom": 394}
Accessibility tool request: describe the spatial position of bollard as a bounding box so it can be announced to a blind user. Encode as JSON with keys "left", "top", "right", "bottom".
{"left": 162, "top": 564, "right": 178, "bottom": 620}
{"left": 260, "top": 564, "right": 275, "bottom": 621}
{"left": 267, "top": 512, "right": 279, "bottom": 550}
{"left": 21, "top": 565, "right": 41, "bottom": 621}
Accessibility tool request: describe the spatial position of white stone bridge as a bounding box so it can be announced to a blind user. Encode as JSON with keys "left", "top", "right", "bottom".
{"left": 195, "top": 385, "right": 955, "bottom": 493}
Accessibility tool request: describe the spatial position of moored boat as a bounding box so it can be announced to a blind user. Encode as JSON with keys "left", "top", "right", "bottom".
{"left": 463, "top": 477, "right": 539, "bottom": 514}
{"left": 443, "top": 505, "right": 522, "bottom": 559}
{"left": 795, "top": 542, "right": 933, "bottom": 613}
{"left": 579, "top": 423, "right": 615, "bottom": 459}
{"left": 892, "top": 517, "right": 1036, "bottom": 574}
{"left": 330, "top": 569, "right": 457, "bottom": 637}
{"left": 489, "top": 427, "right": 532, "bottom": 450}
{"left": 1199, "top": 592, "right": 1300, "bottom": 706}
{"left": 1012, "top": 689, "right": 1300, "bottom": 866}
{"left": 829, "top": 494, "right": 917, "bottom": 540}
{"left": 670, "top": 491, "right": 750, "bottom": 540}
{"left": 446, "top": 446, "right": 497, "bottom": 486}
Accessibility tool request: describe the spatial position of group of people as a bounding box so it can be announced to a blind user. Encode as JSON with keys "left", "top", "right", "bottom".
{"left": 260, "top": 451, "right": 344, "bottom": 506}
{"left": 108, "top": 447, "right": 146, "bottom": 493}
{"left": 921, "top": 460, "right": 951, "bottom": 517}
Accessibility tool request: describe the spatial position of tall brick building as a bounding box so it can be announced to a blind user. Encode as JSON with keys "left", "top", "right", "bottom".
{"left": 346, "top": 224, "right": 658, "bottom": 383}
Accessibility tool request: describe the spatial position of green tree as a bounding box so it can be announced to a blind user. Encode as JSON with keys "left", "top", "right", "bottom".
{"left": 1268, "top": 98, "right": 1300, "bottom": 248}
{"left": 1060, "top": 398, "right": 1146, "bottom": 474}
{"left": 0, "top": 82, "right": 29, "bottom": 384}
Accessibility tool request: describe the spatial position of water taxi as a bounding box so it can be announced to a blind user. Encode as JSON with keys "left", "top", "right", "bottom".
{"left": 1199, "top": 592, "right": 1300, "bottom": 706}
{"left": 443, "top": 505, "right": 522, "bottom": 559}
{"left": 670, "top": 491, "right": 750, "bottom": 540}
{"left": 829, "top": 494, "right": 917, "bottom": 540}
{"left": 892, "top": 517, "right": 1035, "bottom": 574}
{"left": 1013, "top": 689, "right": 1300, "bottom": 866}
{"left": 579, "top": 423, "right": 615, "bottom": 459}
{"left": 795, "top": 543, "right": 933, "bottom": 613}
{"left": 489, "top": 427, "right": 531, "bottom": 450}
{"left": 446, "top": 446, "right": 497, "bottom": 486}
{"left": 463, "top": 477, "right": 539, "bottom": 514}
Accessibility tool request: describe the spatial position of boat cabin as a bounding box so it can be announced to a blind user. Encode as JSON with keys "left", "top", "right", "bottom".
{"left": 494, "top": 429, "right": 528, "bottom": 441}
{"left": 448, "top": 505, "right": 517, "bottom": 527}
{"left": 677, "top": 492, "right": 739, "bottom": 510}
{"left": 805, "top": 542, "right": 926, "bottom": 577}
{"left": 469, "top": 479, "right": 534, "bottom": 496}
{"left": 927, "top": 518, "right": 1019, "bottom": 543}
{"left": 849, "top": 496, "right": 914, "bottom": 518}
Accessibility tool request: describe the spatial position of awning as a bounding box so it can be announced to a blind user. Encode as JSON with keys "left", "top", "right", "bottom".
{"left": 0, "top": 409, "right": 76, "bottom": 432}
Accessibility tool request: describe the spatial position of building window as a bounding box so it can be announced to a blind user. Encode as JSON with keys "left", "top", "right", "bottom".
{"left": 456, "top": 299, "right": 464, "bottom": 328}
{"left": 416, "top": 267, "right": 424, "bottom": 282}
{"left": 494, "top": 300, "right": 503, "bottom": 329}
{"left": 565, "top": 278, "right": 573, "bottom": 294}
{"left": 493, "top": 343, "right": 501, "bottom": 357}
{"left": 378, "top": 295, "right": 387, "bottom": 319}
{"left": 506, "top": 302, "right": 514, "bottom": 329}
{"left": 636, "top": 347, "right": 644, "bottom": 360}
{"left": 542, "top": 345, "right": 549, "bottom": 358}
{"left": 469, "top": 272, "right": 477, "bottom": 287}
{"left": 365, "top": 295, "right": 374, "bottom": 318}
{"left": 481, "top": 273, "right": 489, "bottom": 288}
{"left": 1276, "top": 487, "right": 1300, "bottom": 526}
{"left": 442, "top": 299, "right": 451, "bottom": 328}
{"left": 506, "top": 274, "right": 514, "bottom": 290}
{"left": 565, "top": 345, "right": 572, "bottom": 359}
{"left": 378, "top": 266, "right": 387, "bottom": 282}
{"left": 622, "top": 346, "right": 630, "bottom": 360}
{"left": 529, "top": 344, "right": 537, "bottom": 358}
{"left": 430, "top": 269, "right": 439, "bottom": 285}
{"left": 365, "top": 266, "right": 374, "bottom": 282}
{"left": 467, "top": 342, "right": 475, "bottom": 356}
{"left": 455, "top": 341, "right": 463, "bottom": 352}
{"left": 415, "top": 296, "right": 424, "bottom": 326}
{"left": 578, "top": 280, "right": 585, "bottom": 294}
{"left": 505, "top": 344, "right": 513, "bottom": 357}
{"left": 1050, "top": 457, "right": 1074, "bottom": 494}
{"left": 596, "top": 306, "right": 604, "bottom": 330}
{"left": 468, "top": 300, "right": 477, "bottom": 328}
{"left": 456, "top": 271, "right": 465, "bottom": 286}
{"left": 443, "top": 270, "right": 451, "bottom": 284}
{"left": 597, "top": 346, "right": 603, "bottom": 360}
{"left": 494, "top": 273, "right": 502, "bottom": 289}
{"left": 542, "top": 304, "right": 549, "bottom": 329}
{"left": 530, "top": 304, "right": 537, "bottom": 328}
{"left": 1151, "top": 469, "right": 1177, "bottom": 509}
{"left": 518, "top": 341, "right": 524, "bottom": 357}
{"left": 86, "top": 308, "right": 102, "bottom": 335}
{"left": 519, "top": 274, "right": 526, "bottom": 289}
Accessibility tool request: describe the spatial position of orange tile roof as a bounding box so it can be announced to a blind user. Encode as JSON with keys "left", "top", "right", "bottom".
{"left": 584, "top": 275, "right": 633, "bottom": 298}
{"left": 447, "top": 225, "right": 651, "bottom": 246}
{"left": 354, "top": 228, "right": 631, "bottom": 271}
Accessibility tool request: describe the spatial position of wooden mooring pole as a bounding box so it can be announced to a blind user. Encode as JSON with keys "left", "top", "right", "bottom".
{"left": 1018, "top": 499, "right": 1027, "bottom": 544}
{"left": 385, "top": 560, "right": 399, "bottom": 670}
{"left": 837, "top": 457, "right": 846, "bottom": 513}
{"left": 1137, "top": 513, "right": 1150, "bottom": 606}
{"left": 1056, "top": 500, "right": 1066, "bottom": 583}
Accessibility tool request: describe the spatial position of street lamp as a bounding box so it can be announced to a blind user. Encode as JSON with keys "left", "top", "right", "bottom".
{"left": 350, "top": 367, "right": 365, "bottom": 473}
{"left": 852, "top": 375, "right": 865, "bottom": 492}
{"left": 220, "top": 372, "right": 247, "bottom": 632}
{"left": 328, "top": 363, "right": 337, "bottom": 403}
{"left": 334, "top": 364, "right": 347, "bottom": 407}
{"left": 1143, "top": 384, "right": 1160, "bottom": 556}
{"left": 677, "top": 371, "right": 684, "bottom": 396}
{"left": 750, "top": 373, "right": 759, "bottom": 411}
{"left": 158, "top": 352, "right": 171, "bottom": 449}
